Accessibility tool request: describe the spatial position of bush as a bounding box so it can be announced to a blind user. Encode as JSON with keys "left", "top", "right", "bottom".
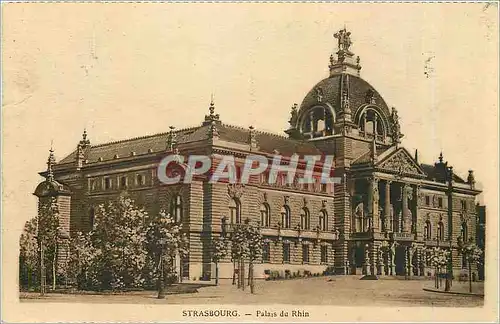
{"left": 323, "top": 266, "right": 336, "bottom": 276}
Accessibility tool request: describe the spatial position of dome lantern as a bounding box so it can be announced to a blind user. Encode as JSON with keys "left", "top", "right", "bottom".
{"left": 329, "top": 27, "right": 362, "bottom": 77}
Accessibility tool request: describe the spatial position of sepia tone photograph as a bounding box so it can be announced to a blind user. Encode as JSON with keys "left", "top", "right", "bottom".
{"left": 2, "top": 2, "right": 498, "bottom": 323}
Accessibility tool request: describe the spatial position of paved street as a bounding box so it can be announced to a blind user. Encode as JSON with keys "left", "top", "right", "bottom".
{"left": 20, "top": 276, "right": 484, "bottom": 307}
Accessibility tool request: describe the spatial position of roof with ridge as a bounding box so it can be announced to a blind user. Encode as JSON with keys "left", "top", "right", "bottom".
{"left": 57, "top": 123, "right": 323, "bottom": 165}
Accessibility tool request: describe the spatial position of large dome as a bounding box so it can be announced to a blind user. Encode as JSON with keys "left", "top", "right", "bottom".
{"left": 299, "top": 74, "right": 391, "bottom": 122}
{"left": 286, "top": 28, "right": 400, "bottom": 144}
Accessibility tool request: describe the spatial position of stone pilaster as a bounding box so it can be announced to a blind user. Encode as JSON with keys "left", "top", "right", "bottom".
{"left": 389, "top": 242, "right": 396, "bottom": 275}
{"left": 384, "top": 180, "right": 392, "bottom": 232}
{"left": 402, "top": 183, "right": 409, "bottom": 233}
{"left": 372, "top": 178, "right": 380, "bottom": 233}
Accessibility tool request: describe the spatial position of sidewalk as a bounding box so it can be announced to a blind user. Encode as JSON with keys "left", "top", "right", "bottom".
{"left": 423, "top": 281, "right": 484, "bottom": 297}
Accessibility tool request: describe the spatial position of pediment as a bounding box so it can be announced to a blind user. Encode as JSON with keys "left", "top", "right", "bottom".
{"left": 376, "top": 148, "right": 426, "bottom": 178}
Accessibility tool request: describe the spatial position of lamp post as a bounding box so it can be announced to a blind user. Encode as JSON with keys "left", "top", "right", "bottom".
{"left": 295, "top": 223, "right": 302, "bottom": 245}
{"left": 221, "top": 216, "right": 227, "bottom": 238}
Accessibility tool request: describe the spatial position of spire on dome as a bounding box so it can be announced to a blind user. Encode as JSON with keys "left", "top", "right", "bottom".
{"left": 329, "top": 27, "right": 361, "bottom": 77}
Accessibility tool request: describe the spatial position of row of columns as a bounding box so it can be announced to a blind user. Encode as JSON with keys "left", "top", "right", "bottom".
{"left": 355, "top": 243, "right": 428, "bottom": 276}
{"left": 364, "top": 178, "right": 420, "bottom": 234}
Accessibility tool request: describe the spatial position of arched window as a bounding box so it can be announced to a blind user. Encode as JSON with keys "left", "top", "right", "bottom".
{"left": 358, "top": 109, "right": 385, "bottom": 139}
{"left": 437, "top": 221, "right": 444, "bottom": 241}
{"left": 461, "top": 222, "right": 468, "bottom": 242}
{"left": 281, "top": 205, "right": 291, "bottom": 229}
{"left": 319, "top": 210, "right": 328, "bottom": 231}
{"left": 260, "top": 203, "right": 271, "bottom": 228}
{"left": 424, "top": 220, "right": 432, "bottom": 240}
{"left": 89, "top": 207, "right": 95, "bottom": 230}
{"left": 300, "top": 208, "right": 310, "bottom": 230}
{"left": 229, "top": 198, "right": 241, "bottom": 224}
{"left": 300, "top": 106, "right": 335, "bottom": 139}
{"left": 170, "top": 194, "right": 183, "bottom": 223}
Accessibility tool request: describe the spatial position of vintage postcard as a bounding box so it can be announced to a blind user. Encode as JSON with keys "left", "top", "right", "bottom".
{"left": 2, "top": 2, "right": 498, "bottom": 323}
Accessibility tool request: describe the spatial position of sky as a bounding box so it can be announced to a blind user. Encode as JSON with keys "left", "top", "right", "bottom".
{"left": 2, "top": 1, "right": 498, "bottom": 259}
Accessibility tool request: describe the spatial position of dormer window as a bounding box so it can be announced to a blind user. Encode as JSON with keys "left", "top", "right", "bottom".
{"left": 359, "top": 109, "right": 385, "bottom": 139}
{"left": 300, "top": 106, "right": 334, "bottom": 139}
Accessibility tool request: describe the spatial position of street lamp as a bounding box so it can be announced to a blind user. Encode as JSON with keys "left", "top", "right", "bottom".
{"left": 275, "top": 221, "right": 282, "bottom": 244}
{"left": 295, "top": 223, "right": 302, "bottom": 246}
{"left": 221, "top": 216, "right": 228, "bottom": 237}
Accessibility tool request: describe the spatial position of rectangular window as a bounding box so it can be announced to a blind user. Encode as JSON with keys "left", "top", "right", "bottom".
{"left": 283, "top": 243, "right": 290, "bottom": 263}
{"left": 438, "top": 197, "right": 443, "bottom": 208}
{"left": 321, "top": 245, "right": 328, "bottom": 264}
{"left": 104, "top": 177, "right": 111, "bottom": 190}
{"left": 302, "top": 244, "right": 310, "bottom": 263}
{"left": 260, "top": 172, "right": 268, "bottom": 185}
{"left": 120, "top": 176, "right": 128, "bottom": 188}
{"left": 425, "top": 196, "right": 430, "bottom": 206}
{"left": 461, "top": 200, "right": 467, "bottom": 211}
{"left": 321, "top": 183, "right": 328, "bottom": 193}
{"left": 262, "top": 242, "right": 270, "bottom": 263}
{"left": 136, "top": 174, "right": 145, "bottom": 186}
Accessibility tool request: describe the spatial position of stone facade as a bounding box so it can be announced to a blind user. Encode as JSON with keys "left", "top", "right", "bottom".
{"left": 34, "top": 28, "right": 485, "bottom": 281}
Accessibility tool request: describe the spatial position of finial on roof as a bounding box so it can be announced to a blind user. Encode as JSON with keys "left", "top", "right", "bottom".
{"left": 209, "top": 94, "right": 215, "bottom": 116}
{"left": 467, "top": 170, "right": 476, "bottom": 189}
{"left": 330, "top": 27, "right": 361, "bottom": 76}
{"left": 208, "top": 120, "right": 219, "bottom": 139}
{"left": 414, "top": 149, "right": 419, "bottom": 164}
{"left": 334, "top": 27, "right": 352, "bottom": 52}
{"left": 391, "top": 107, "right": 402, "bottom": 147}
{"left": 166, "top": 125, "right": 178, "bottom": 153}
{"left": 249, "top": 125, "right": 257, "bottom": 150}
{"left": 79, "top": 128, "right": 90, "bottom": 148}
{"left": 47, "top": 145, "right": 55, "bottom": 181}
{"left": 288, "top": 103, "right": 298, "bottom": 128}
{"left": 203, "top": 95, "right": 220, "bottom": 125}
{"left": 438, "top": 152, "right": 444, "bottom": 163}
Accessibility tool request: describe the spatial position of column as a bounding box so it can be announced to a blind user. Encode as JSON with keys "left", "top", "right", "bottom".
{"left": 366, "top": 179, "right": 373, "bottom": 232}
{"left": 363, "top": 244, "right": 371, "bottom": 275}
{"left": 372, "top": 178, "right": 380, "bottom": 232}
{"left": 309, "top": 111, "right": 314, "bottom": 133}
{"left": 414, "top": 185, "right": 420, "bottom": 235}
{"left": 384, "top": 180, "right": 392, "bottom": 232}
{"left": 404, "top": 246, "right": 409, "bottom": 278}
{"left": 390, "top": 242, "right": 396, "bottom": 275}
{"left": 408, "top": 247, "right": 414, "bottom": 277}
{"left": 373, "top": 114, "right": 378, "bottom": 137}
{"left": 363, "top": 113, "right": 367, "bottom": 137}
{"left": 350, "top": 245, "right": 356, "bottom": 275}
{"left": 402, "top": 183, "right": 409, "bottom": 233}
{"left": 370, "top": 243, "right": 378, "bottom": 276}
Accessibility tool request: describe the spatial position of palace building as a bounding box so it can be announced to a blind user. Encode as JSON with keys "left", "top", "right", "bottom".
{"left": 35, "top": 28, "right": 484, "bottom": 280}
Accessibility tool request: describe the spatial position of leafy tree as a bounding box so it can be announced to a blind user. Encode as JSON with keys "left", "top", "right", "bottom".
{"left": 230, "top": 223, "right": 249, "bottom": 290}
{"left": 425, "top": 247, "right": 450, "bottom": 289}
{"left": 211, "top": 237, "right": 228, "bottom": 286}
{"left": 145, "top": 210, "right": 188, "bottom": 299}
{"left": 38, "top": 197, "right": 61, "bottom": 291}
{"left": 245, "top": 224, "right": 263, "bottom": 294}
{"left": 90, "top": 194, "right": 148, "bottom": 290}
{"left": 67, "top": 231, "right": 99, "bottom": 290}
{"left": 19, "top": 218, "right": 39, "bottom": 290}
{"left": 457, "top": 238, "right": 483, "bottom": 293}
